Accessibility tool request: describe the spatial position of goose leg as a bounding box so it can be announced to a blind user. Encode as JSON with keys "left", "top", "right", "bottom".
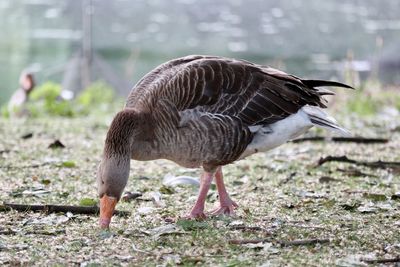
{"left": 210, "top": 167, "right": 238, "bottom": 216}
{"left": 186, "top": 171, "right": 214, "bottom": 219}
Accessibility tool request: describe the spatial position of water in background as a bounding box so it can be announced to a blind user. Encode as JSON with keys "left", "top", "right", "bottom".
{"left": 1, "top": 0, "right": 400, "bottom": 104}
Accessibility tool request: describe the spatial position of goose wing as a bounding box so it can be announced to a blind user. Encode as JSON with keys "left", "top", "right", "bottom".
{"left": 125, "top": 55, "right": 351, "bottom": 167}
{"left": 126, "top": 55, "right": 351, "bottom": 126}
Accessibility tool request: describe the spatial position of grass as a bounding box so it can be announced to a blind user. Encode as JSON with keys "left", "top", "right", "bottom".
{"left": 343, "top": 81, "right": 400, "bottom": 117}
{"left": 0, "top": 101, "right": 399, "bottom": 266}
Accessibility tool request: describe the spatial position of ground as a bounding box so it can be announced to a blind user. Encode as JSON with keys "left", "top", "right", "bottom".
{"left": 0, "top": 106, "right": 399, "bottom": 266}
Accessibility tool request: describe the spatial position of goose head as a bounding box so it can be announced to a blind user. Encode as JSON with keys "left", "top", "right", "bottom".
{"left": 97, "top": 156, "right": 130, "bottom": 229}
{"left": 97, "top": 108, "right": 143, "bottom": 229}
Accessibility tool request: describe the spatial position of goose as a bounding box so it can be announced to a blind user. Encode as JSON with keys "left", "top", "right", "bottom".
{"left": 8, "top": 72, "right": 35, "bottom": 116}
{"left": 97, "top": 55, "right": 352, "bottom": 229}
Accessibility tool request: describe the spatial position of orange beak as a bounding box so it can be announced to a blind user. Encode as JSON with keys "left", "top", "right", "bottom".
{"left": 99, "top": 195, "right": 118, "bottom": 229}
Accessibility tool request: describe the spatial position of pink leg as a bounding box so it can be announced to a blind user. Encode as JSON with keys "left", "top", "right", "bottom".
{"left": 186, "top": 171, "right": 214, "bottom": 219}
{"left": 210, "top": 167, "right": 238, "bottom": 216}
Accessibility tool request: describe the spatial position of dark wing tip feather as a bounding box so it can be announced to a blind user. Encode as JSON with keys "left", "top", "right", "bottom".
{"left": 316, "top": 87, "right": 335, "bottom": 96}
{"left": 302, "top": 79, "right": 355, "bottom": 90}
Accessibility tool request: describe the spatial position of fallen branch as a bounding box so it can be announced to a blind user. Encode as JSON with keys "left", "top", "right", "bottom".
{"left": 336, "top": 168, "right": 377, "bottom": 177}
{"left": 278, "top": 238, "right": 330, "bottom": 246}
{"left": 2, "top": 162, "right": 52, "bottom": 169}
{"left": 228, "top": 239, "right": 268, "bottom": 245}
{"left": 0, "top": 229, "right": 17, "bottom": 235}
{"left": 0, "top": 229, "right": 67, "bottom": 236}
{"left": 285, "top": 223, "right": 326, "bottom": 230}
{"left": 25, "top": 229, "right": 66, "bottom": 235}
{"left": 228, "top": 238, "right": 329, "bottom": 246}
{"left": 361, "top": 257, "right": 400, "bottom": 264}
{"left": 122, "top": 192, "right": 143, "bottom": 202}
{"left": 292, "top": 136, "right": 389, "bottom": 144}
{"left": 0, "top": 203, "right": 130, "bottom": 217}
{"left": 230, "top": 225, "right": 270, "bottom": 232}
{"left": 317, "top": 156, "right": 400, "bottom": 169}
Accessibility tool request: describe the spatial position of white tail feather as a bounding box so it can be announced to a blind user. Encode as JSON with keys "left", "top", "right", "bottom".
{"left": 302, "top": 106, "right": 351, "bottom": 136}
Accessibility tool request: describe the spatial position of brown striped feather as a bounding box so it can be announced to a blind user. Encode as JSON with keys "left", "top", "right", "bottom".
{"left": 117, "top": 55, "right": 350, "bottom": 170}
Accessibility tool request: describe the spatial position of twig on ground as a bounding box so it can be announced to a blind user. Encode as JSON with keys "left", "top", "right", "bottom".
{"left": 336, "top": 167, "right": 377, "bottom": 177}
{"left": 285, "top": 223, "right": 326, "bottom": 230}
{"left": 228, "top": 238, "right": 330, "bottom": 246}
{"left": 0, "top": 203, "right": 130, "bottom": 216}
{"left": 230, "top": 225, "right": 271, "bottom": 233}
{"left": 0, "top": 229, "right": 66, "bottom": 235}
{"left": 2, "top": 162, "right": 52, "bottom": 169}
{"left": 361, "top": 257, "right": 400, "bottom": 264}
{"left": 292, "top": 136, "right": 389, "bottom": 144}
{"left": 342, "top": 189, "right": 368, "bottom": 194}
{"left": 122, "top": 192, "right": 143, "bottom": 202}
{"left": 0, "top": 229, "right": 17, "bottom": 235}
{"left": 228, "top": 239, "right": 268, "bottom": 245}
{"left": 278, "top": 238, "right": 330, "bottom": 246}
{"left": 317, "top": 155, "right": 400, "bottom": 169}
{"left": 25, "top": 230, "right": 66, "bottom": 235}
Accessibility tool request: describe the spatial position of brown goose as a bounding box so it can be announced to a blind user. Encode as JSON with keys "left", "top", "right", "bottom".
{"left": 97, "top": 55, "right": 352, "bottom": 228}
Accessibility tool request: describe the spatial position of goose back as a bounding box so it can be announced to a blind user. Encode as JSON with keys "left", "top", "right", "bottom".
{"left": 124, "top": 55, "right": 349, "bottom": 169}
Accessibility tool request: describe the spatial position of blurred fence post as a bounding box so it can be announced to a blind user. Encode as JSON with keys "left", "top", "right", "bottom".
{"left": 82, "top": 0, "right": 93, "bottom": 89}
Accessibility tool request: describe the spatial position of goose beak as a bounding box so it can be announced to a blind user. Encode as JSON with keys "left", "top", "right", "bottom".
{"left": 99, "top": 195, "right": 118, "bottom": 229}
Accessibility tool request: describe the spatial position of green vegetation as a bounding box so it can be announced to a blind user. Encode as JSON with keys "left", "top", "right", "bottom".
{"left": 1, "top": 105, "right": 10, "bottom": 118}
{"left": 346, "top": 90, "right": 379, "bottom": 116}
{"left": 1, "top": 80, "right": 122, "bottom": 118}
{"left": 344, "top": 81, "right": 400, "bottom": 117}
{"left": 29, "top": 81, "right": 74, "bottom": 117}
{"left": 346, "top": 89, "right": 400, "bottom": 116}
{"left": 79, "top": 198, "right": 98, "bottom": 206}
{"left": 76, "top": 81, "right": 117, "bottom": 115}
